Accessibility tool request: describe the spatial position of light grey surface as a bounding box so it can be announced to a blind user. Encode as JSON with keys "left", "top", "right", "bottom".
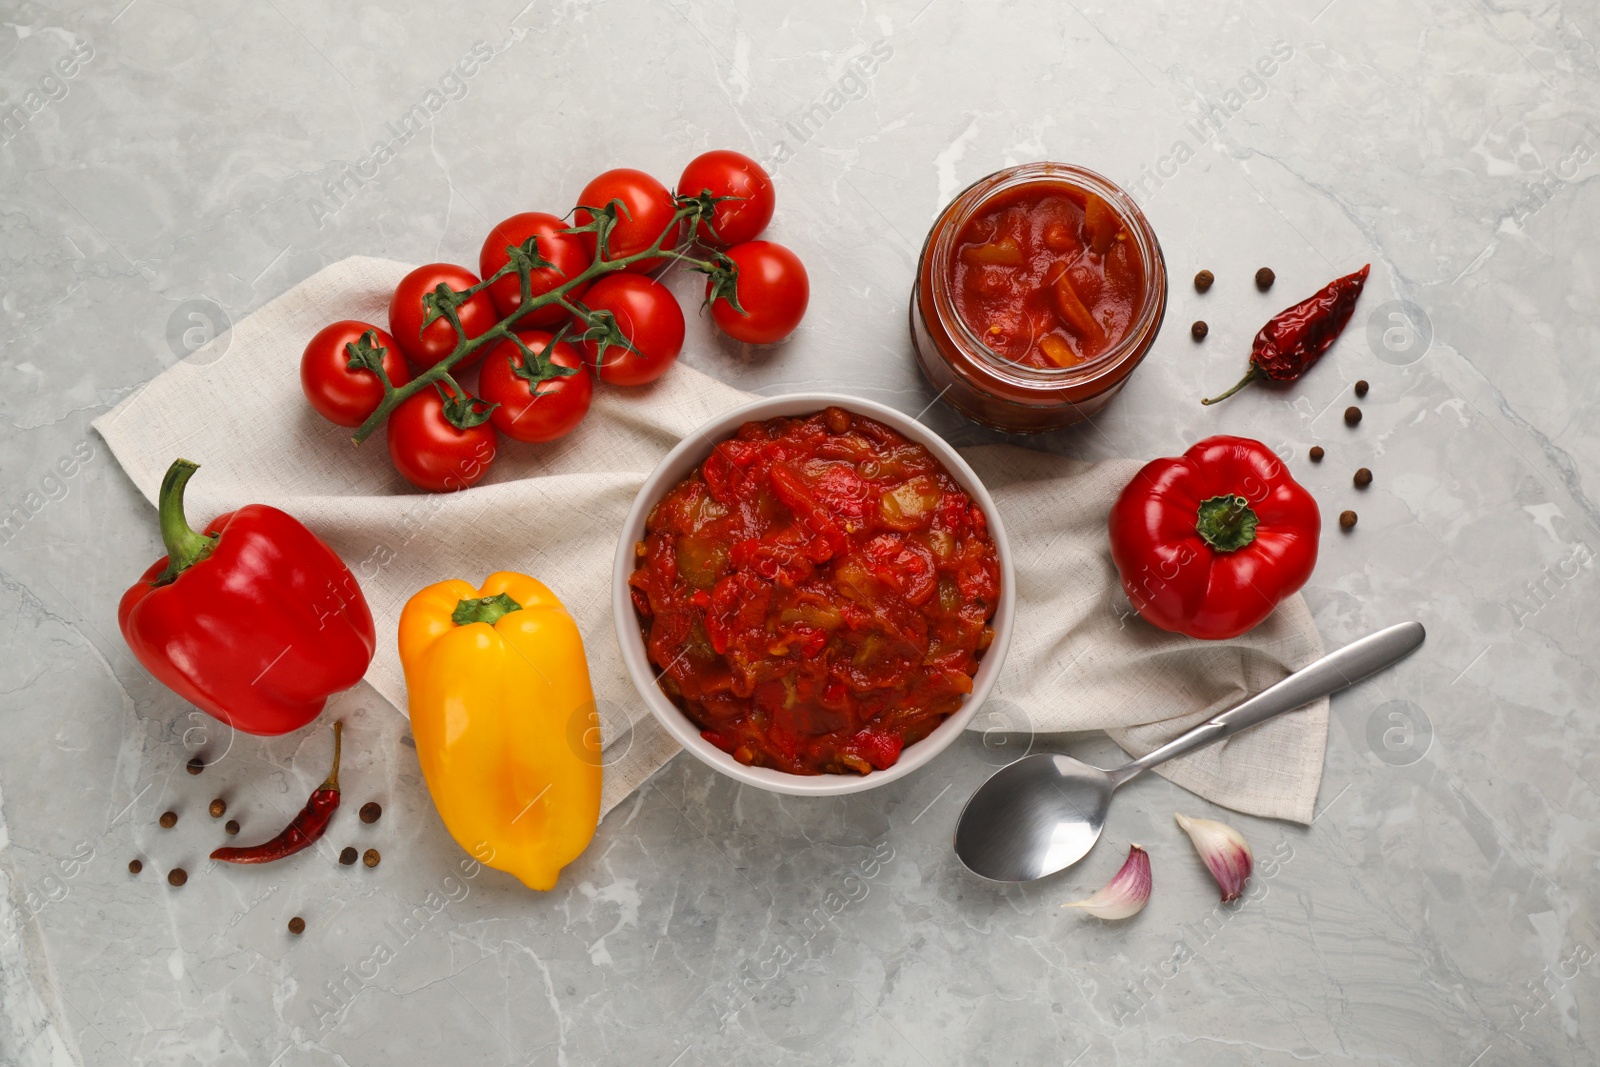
{"left": 1, "top": 1, "right": 1597, "bottom": 1065}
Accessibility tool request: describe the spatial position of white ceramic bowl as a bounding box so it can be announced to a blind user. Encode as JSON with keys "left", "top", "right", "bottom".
{"left": 611, "top": 392, "right": 1015, "bottom": 796}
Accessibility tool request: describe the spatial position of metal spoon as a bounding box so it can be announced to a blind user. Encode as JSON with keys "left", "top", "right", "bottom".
{"left": 954, "top": 621, "right": 1426, "bottom": 882}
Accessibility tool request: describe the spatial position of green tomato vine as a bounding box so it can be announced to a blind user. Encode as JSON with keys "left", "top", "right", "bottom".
{"left": 346, "top": 193, "right": 743, "bottom": 445}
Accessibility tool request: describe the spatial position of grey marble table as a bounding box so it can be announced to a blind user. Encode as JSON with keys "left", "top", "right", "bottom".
{"left": 3, "top": 1, "right": 1597, "bottom": 1064}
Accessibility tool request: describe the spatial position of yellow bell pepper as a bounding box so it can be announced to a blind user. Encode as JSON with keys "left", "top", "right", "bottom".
{"left": 398, "top": 571, "right": 600, "bottom": 891}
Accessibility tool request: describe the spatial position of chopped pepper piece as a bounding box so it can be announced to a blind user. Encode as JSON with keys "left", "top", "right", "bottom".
{"left": 959, "top": 237, "right": 1024, "bottom": 266}
{"left": 1051, "top": 269, "right": 1106, "bottom": 348}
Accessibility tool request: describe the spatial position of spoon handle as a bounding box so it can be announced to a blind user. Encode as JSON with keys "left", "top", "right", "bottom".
{"left": 1111, "top": 621, "right": 1426, "bottom": 785}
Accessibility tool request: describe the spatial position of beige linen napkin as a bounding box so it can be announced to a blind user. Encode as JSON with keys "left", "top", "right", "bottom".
{"left": 94, "top": 257, "right": 1327, "bottom": 824}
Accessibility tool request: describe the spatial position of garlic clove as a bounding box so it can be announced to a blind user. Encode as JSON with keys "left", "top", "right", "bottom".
{"left": 1061, "top": 844, "right": 1151, "bottom": 920}
{"left": 1175, "top": 813, "right": 1253, "bottom": 903}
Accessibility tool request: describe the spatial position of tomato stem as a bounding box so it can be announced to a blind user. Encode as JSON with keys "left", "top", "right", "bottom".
{"left": 349, "top": 200, "right": 733, "bottom": 444}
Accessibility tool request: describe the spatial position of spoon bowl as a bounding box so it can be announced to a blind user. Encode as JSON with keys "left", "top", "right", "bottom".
{"left": 954, "top": 754, "right": 1116, "bottom": 882}
{"left": 954, "top": 621, "right": 1426, "bottom": 882}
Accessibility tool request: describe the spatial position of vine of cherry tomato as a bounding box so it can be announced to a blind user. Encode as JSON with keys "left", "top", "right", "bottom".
{"left": 581, "top": 275, "right": 686, "bottom": 388}
{"left": 678, "top": 150, "right": 776, "bottom": 246}
{"left": 301, "top": 321, "right": 412, "bottom": 428}
{"left": 575, "top": 168, "right": 680, "bottom": 274}
{"left": 478, "top": 332, "right": 594, "bottom": 443}
{"left": 386, "top": 386, "right": 498, "bottom": 493}
{"left": 708, "top": 240, "right": 810, "bottom": 345}
{"left": 479, "top": 212, "right": 590, "bottom": 325}
{"left": 389, "top": 263, "right": 498, "bottom": 370}
{"left": 300, "top": 148, "right": 810, "bottom": 492}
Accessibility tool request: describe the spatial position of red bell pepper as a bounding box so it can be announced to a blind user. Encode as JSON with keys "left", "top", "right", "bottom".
{"left": 118, "top": 459, "right": 375, "bottom": 735}
{"left": 1108, "top": 436, "right": 1320, "bottom": 640}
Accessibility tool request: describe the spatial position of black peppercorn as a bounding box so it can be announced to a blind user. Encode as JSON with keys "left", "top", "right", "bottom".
{"left": 1354, "top": 379, "right": 1369, "bottom": 397}
{"left": 1344, "top": 406, "right": 1362, "bottom": 426}
{"left": 1190, "top": 320, "right": 1208, "bottom": 341}
{"left": 340, "top": 847, "right": 358, "bottom": 865}
{"left": 1354, "top": 467, "right": 1372, "bottom": 488}
{"left": 1194, "top": 270, "right": 1214, "bottom": 293}
{"left": 359, "top": 802, "right": 382, "bottom": 825}
{"left": 1255, "top": 267, "right": 1275, "bottom": 291}
{"left": 1309, "top": 446, "right": 1324, "bottom": 462}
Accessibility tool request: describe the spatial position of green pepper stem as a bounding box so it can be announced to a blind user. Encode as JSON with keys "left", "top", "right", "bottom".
{"left": 1195, "top": 494, "right": 1260, "bottom": 552}
{"left": 452, "top": 593, "right": 523, "bottom": 627}
{"left": 1200, "top": 364, "right": 1265, "bottom": 406}
{"left": 155, "top": 458, "right": 217, "bottom": 584}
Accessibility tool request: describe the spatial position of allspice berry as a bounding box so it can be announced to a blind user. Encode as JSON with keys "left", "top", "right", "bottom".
{"left": 1255, "top": 267, "right": 1275, "bottom": 291}
{"left": 1354, "top": 467, "right": 1373, "bottom": 488}
{"left": 1344, "top": 406, "right": 1362, "bottom": 426}
{"left": 287, "top": 917, "right": 306, "bottom": 936}
{"left": 1309, "top": 446, "right": 1325, "bottom": 462}
{"left": 1339, "top": 510, "right": 1358, "bottom": 529}
{"left": 167, "top": 868, "right": 188, "bottom": 887}
{"left": 159, "top": 811, "right": 178, "bottom": 829}
{"left": 186, "top": 757, "right": 204, "bottom": 776}
{"left": 1190, "top": 320, "right": 1209, "bottom": 341}
{"left": 362, "top": 848, "right": 381, "bottom": 869}
{"left": 225, "top": 819, "right": 240, "bottom": 836}
{"left": 1354, "top": 379, "right": 1369, "bottom": 398}
{"left": 1194, "top": 269, "right": 1214, "bottom": 293}
{"left": 359, "top": 802, "right": 382, "bottom": 825}
{"left": 128, "top": 859, "right": 143, "bottom": 875}
{"left": 209, "top": 798, "right": 226, "bottom": 819}
{"left": 340, "top": 847, "right": 358, "bottom": 866}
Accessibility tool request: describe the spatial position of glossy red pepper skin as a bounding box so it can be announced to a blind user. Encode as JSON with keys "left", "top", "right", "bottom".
{"left": 119, "top": 462, "right": 375, "bottom": 736}
{"left": 1109, "top": 436, "right": 1320, "bottom": 640}
{"left": 1202, "top": 265, "right": 1370, "bottom": 404}
{"left": 1252, "top": 264, "right": 1370, "bottom": 380}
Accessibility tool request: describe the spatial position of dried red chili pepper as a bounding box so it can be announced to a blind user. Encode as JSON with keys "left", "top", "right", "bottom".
{"left": 1202, "top": 264, "right": 1370, "bottom": 405}
{"left": 211, "top": 723, "right": 341, "bottom": 865}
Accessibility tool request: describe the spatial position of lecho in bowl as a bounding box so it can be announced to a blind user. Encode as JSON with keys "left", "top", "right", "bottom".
{"left": 612, "top": 393, "right": 1015, "bottom": 797}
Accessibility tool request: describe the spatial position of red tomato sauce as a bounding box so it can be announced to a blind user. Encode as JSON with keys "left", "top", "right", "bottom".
{"left": 950, "top": 181, "right": 1145, "bottom": 369}
{"left": 628, "top": 407, "right": 1001, "bottom": 776}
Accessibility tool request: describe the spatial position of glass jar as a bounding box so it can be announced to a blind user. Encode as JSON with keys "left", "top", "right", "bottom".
{"left": 910, "top": 162, "right": 1168, "bottom": 434}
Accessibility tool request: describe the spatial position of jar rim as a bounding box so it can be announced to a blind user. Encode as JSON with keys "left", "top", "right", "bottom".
{"left": 925, "top": 162, "right": 1167, "bottom": 391}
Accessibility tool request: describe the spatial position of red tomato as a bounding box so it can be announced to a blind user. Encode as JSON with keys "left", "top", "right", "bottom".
{"left": 479, "top": 212, "right": 591, "bottom": 325}
{"left": 478, "top": 331, "right": 594, "bottom": 443}
{"left": 677, "top": 150, "right": 775, "bottom": 246}
{"left": 708, "top": 241, "right": 809, "bottom": 345}
{"left": 574, "top": 168, "right": 680, "bottom": 273}
{"left": 579, "top": 274, "right": 686, "bottom": 387}
{"left": 300, "top": 320, "right": 412, "bottom": 428}
{"left": 388, "top": 263, "right": 498, "bottom": 370}
{"left": 386, "top": 386, "right": 498, "bottom": 493}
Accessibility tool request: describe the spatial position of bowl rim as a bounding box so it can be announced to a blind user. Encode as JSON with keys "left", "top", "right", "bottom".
{"left": 610, "top": 391, "right": 1016, "bottom": 796}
